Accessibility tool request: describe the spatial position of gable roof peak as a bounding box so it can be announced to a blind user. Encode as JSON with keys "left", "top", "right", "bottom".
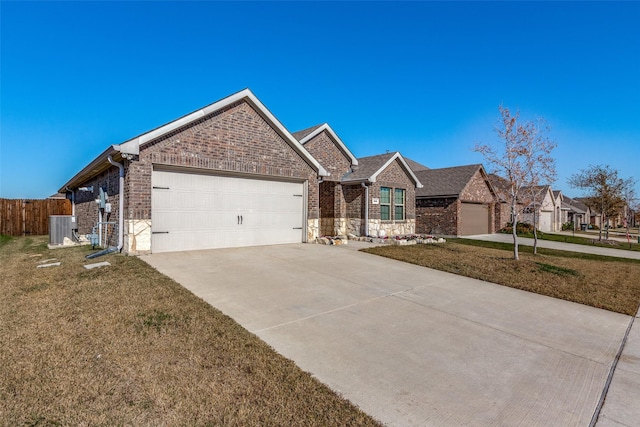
{"left": 292, "top": 123, "right": 358, "bottom": 166}
{"left": 343, "top": 151, "right": 422, "bottom": 188}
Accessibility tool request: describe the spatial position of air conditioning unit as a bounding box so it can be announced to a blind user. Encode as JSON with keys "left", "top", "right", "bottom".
{"left": 49, "top": 215, "right": 77, "bottom": 245}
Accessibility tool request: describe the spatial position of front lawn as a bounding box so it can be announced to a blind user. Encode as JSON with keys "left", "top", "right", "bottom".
{"left": 0, "top": 236, "right": 380, "bottom": 426}
{"left": 363, "top": 239, "right": 640, "bottom": 316}
{"left": 514, "top": 231, "right": 640, "bottom": 252}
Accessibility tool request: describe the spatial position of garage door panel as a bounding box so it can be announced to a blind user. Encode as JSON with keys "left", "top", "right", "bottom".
{"left": 460, "top": 203, "right": 490, "bottom": 236}
{"left": 152, "top": 170, "right": 304, "bottom": 253}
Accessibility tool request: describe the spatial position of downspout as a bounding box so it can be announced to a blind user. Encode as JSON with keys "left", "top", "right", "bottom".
{"left": 361, "top": 182, "right": 369, "bottom": 237}
{"left": 65, "top": 186, "right": 76, "bottom": 217}
{"left": 107, "top": 155, "right": 124, "bottom": 252}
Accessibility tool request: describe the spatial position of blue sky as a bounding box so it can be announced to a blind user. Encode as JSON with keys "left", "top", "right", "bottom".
{"left": 1, "top": 1, "right": 638, "bottom": 199}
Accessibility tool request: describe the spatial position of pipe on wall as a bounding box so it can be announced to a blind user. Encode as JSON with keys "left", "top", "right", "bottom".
{"left": 107, "top": 155, "right": 125, "bottom": 252}
{"left": 361, "top": 182, "right": 369, "bottom": 237}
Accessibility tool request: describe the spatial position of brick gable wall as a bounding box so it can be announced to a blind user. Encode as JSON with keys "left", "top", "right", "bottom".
{"left": 127, "top": 100, "right": 318, "bottom": 221}
{"left": 369, "top": 159, "right": 416, "bottom": 221}
{"left": 73, "top": 100, "right": 320, "bottom": 253}
{"left": 302, "top": 131, "right": 352, "bottom": 182}
{"left": 460, "top": 170, "right": 495, "bottom": 203}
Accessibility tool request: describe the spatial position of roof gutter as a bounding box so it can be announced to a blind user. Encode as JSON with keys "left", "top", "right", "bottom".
{"left": 58, "top": 142, "right": 139, "bottom": 193}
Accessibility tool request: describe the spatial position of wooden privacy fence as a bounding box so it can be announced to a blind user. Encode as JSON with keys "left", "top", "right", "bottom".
{"left": 0, "top": 198, "right": 72, "bottom": 236}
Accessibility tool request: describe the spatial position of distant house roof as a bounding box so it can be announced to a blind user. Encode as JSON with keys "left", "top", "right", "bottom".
{"left": 404, "top": 157, "right": 430, "bottom": 172}
{"left": 414, "top": 164, "right": 486, "bottom": 198}
{"left": 48, "top": 193, "right": 67, "bottom": 200}
{"left": 292, "top": 123, "right": 358, "bottom": 166}
{"left": 59, "top": 88, "right": 329, "bottom": 192}
{"left": 342, "top": 152, "right": 422, "bottom": 187}
{"left": 562, "top": 196, "right": 589, "bottom": 214}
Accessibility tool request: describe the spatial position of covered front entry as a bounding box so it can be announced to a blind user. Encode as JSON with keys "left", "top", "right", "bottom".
{"left": 459, "top": 202, "right": 490, "bottom": 235}
{"left": 151, "top": 169, "right": 305, "bottom": 253}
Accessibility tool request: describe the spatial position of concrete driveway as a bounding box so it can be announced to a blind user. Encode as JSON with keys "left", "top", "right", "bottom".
{"left": 142, "top": 243, "right": 630, "bottom": 426}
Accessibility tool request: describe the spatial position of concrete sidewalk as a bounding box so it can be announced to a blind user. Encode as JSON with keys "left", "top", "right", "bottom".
{"left": 596, "top": 308, "right": 640, "bottom": 427}
{"left": 466, "top": 233, "right": 640, "bottom": 260}
{"left": 142, "top": 243, "right": 631, "bottom": 426}
{"left": 466, "top": 233, "right": 640, "bottom": 426}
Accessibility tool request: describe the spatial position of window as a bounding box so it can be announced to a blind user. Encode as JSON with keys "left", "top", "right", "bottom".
{"left": 380, "top": 187, "right": 391, "bottom": 220}
{"left": 394, "top": 188, "right": 405, "bottom": 220}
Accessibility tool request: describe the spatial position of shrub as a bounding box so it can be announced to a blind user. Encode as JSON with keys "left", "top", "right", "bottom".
{"left": 499, "top": 222, "right": 535, "bottom": 234}
{"left": 562, "top": 222, "right": 574, "bottom": 231}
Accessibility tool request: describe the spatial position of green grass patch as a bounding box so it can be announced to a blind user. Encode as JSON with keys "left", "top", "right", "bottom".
{"left": 0, "top": 234, "right": 13, "bottom": 248}
{"left": 536, "top": 262, "right": 579, "bottom": 277}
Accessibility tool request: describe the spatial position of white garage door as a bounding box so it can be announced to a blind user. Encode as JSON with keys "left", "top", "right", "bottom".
{"left": 539, "top": 211, "right": 553, "bottom": 233}
{"left": 152, "top": 170, "right": 305, "bottom": 253}
{"left": 460, "top": 203, "right": 490, "bottom": 235}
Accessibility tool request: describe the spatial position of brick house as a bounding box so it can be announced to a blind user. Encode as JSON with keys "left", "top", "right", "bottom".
{"left": 292, "top": 124, "right": 358, "bottom": 237}
{"left": 340, "top": 152, "right": 422, "bottom": 237}
{"left": 412, "top": 164, "right": 497, "bottom": 236}
{"left": 59, "top": 89, "right": 421, "bottom": 254}
{"left": 562, "top": 196, "right": 591, "bottom": 230}
{"left": 59, "top": 89, "right": 327, "bottom": 254}
{"left": 292, "top": 124, "right": 422, "bottom": 237}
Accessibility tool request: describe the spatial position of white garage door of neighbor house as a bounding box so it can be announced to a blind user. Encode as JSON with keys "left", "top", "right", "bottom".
{"left": 539, "top": 211, "right": 553, "bottom": 233}
{"left": 460, "top": 203, "right": 490, "bottom": 235}
{"left": 151, "top": 170, "right": 304, "bottom": 253}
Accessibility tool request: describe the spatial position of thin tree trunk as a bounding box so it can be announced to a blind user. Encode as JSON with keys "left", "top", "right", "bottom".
{"left": 512, "top": 199, "right": 519, "bottom": 260}
{"left": 533, "top": 217, "right": 538, "bottom": 255}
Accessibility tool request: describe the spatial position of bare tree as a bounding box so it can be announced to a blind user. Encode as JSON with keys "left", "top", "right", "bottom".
{"left": 621, "top": 177, "right": 637, "bottom": 246}
{"left": 474, "top": 105, "right": 556, "bottom": 260}
{"left": 568, "top": 165, "right": 626, "bottom": 241}
{"left": 521, "top": 118, "right": 557, "bottom": 254}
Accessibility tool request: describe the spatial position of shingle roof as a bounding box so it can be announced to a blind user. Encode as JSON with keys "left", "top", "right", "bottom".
{"left": 343, "top": 152, "right": 396, "bottom": 182}
{"left": 570, "top": 197, "right": 592, "bottom": 212}
{"left": 341, "top": 152, "right": 422, "bottom": 187}
{"left": 404, "top": 157, "right": 430, "bottom": 172}
{"left": 291, "top": 124, "right": 323, "bottom": 142}
{"left": 414, "top": 164, "right": 483, "bottom": 198}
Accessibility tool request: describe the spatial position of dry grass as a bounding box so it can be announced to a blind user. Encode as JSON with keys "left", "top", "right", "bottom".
{"left": 0, "top": 236, "right": 381, "bottom": 427}
{"left": 363, "top": 240, "right": 640, "bottom": 316}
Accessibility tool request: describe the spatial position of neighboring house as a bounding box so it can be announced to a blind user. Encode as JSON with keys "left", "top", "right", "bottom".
{"left": 59, "top": 89, "right": 421, "bottom": 254}
{"left": 520, "top": 185, "right": 557, "bottom": 232}
{"left": 575, "top": 197, "right": 603, "bottom": 228}
{"left": 562, "top": 196, "right": 591, "bottom": 230}
{"left": 553, "top": 190, "right": 564, "bottom": 230}
{"left": 485, "top": 173, "right": 522, "bottom": 232}
{"left": 412, "top": 164, "right": 497, "bottom": 236}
